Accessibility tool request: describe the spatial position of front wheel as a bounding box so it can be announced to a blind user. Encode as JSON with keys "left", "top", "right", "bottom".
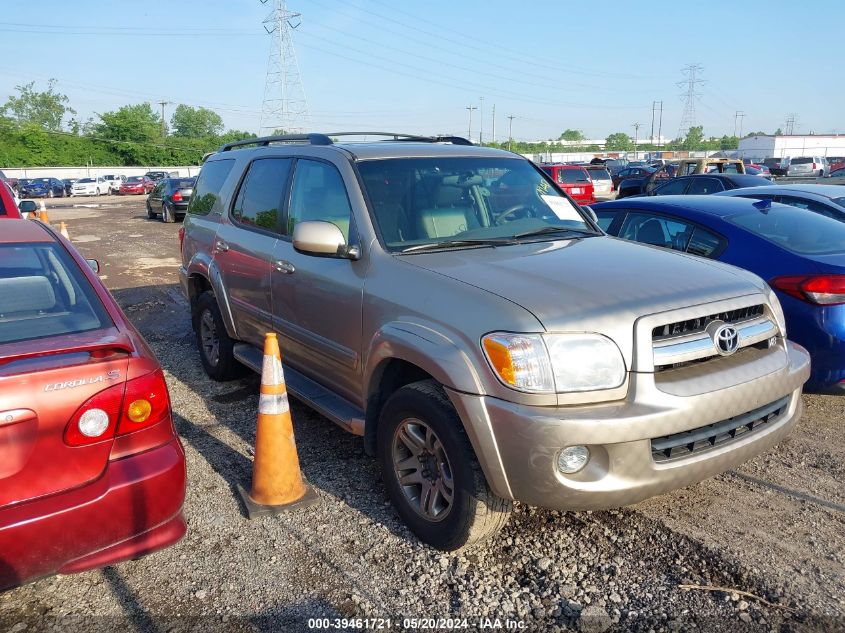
{"left": 96, "top": 188, "right": 101, "bottom": 196}
{"left": 193, "top": 291, "right": 244, "bottom": 381}
{"left": 48, "top": 190, "right": 54, "bottom": 198}
{"left": 377, "top": 380, "right": 512, "bottom": 550}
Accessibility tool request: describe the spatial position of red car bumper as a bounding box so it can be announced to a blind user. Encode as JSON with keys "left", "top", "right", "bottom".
{"left": 0, "top": 438, "right": 186, "bottom": 590}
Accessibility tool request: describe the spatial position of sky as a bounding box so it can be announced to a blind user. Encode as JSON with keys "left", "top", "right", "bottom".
{"left": 0, "top": 0, "right": 841, "bottom": 143}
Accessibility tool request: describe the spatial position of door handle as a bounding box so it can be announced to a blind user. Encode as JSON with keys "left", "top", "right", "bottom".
{"left": 274, "top": 260, "right": 295, "bottom": 274}
{"left": 214, "top": 239, "right": 229, "bottom": 254}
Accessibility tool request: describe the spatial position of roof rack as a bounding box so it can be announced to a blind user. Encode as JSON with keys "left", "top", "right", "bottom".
{"left": 218, "top": 132, "right": 473, "bottom": 152}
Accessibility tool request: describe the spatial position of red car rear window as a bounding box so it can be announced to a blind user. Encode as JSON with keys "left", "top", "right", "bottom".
{"left": 557, "top": 168, "right": 590, "bottom": 185}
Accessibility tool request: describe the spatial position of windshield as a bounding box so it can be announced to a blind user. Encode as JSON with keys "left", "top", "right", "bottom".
{"left": 126, "top": 176, "right": 144, "bottom": 183}
{"left": 77, "top": 178, "right": 94, "bottom": 183}
{"left": 358, "top": 157, "right": 594, "bottom": 252}
{"left": 19, "top": 179, "right": 32, "bottom": 186}
{"left": 727, "top": 204, "right": 845, "bottom": 255}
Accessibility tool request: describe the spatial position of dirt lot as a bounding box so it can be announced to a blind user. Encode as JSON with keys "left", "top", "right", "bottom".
{"left": 1, "top": 197, "right": 843, "bottom": 632}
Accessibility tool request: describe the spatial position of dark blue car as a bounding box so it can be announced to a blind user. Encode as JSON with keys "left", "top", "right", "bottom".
{"left": 592, "top": 195, "right": 845, "bottom": 393}
{"left": 18, "top": 177, "right": 65, "bottom": 198}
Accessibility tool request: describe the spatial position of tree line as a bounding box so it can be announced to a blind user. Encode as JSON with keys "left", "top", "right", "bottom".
{"left": 0, "top": 80, "right": 258, "bottom": 167}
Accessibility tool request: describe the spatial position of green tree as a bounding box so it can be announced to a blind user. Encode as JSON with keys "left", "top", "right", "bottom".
{"left": 170, "top": 104, "right": 224, "bottom": 138}
{"left": 2, "top": 79, "right": 76, "bottom": 131}
{"left": 93, "top": 102, "right": 161, "bottom": 143}
{"left": 605, "top": 132, "right": 633, "bottom": 151}
{"left": 217, "top": 129, "right": 257, "bottom": 144}
{"left": 681, "top": 125, "right": 705, "bottom": 150}
{"left": 559, "top": 129, "right": 585, "bottom": 142}
{"left": 719, "top": 135, "right": 739, "bottom": 150}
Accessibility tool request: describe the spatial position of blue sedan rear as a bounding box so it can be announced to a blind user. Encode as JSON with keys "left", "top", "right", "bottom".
{"left": 592, "top": 196, "right": 845, "bottom": 393}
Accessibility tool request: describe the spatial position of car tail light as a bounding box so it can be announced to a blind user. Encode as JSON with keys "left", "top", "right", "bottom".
{"left": 178, "top": 226, "right": 185, "bottom": 250}
{"left": 770, "top": 274, "right": 845, "bottom": 305}
{"left": 171, "top": 191, "right": 182, "bottom": 202}
{"left": 64, "top": 370, "right": 171, "bottom": 446}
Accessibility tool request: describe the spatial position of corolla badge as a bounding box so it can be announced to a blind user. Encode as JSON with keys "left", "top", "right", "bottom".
{"left": 44, "top": 370, "right": 121, "bottom": 392}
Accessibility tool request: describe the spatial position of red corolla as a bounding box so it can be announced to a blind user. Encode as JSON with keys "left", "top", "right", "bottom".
{"left": 0, "top": 219, "right": 186, "bottom": 590}
{"left": 119, "top": 176, "right": 155, "bottom": 195}
{"left": 1, "top": 180, "right": 22, "bottom": 219}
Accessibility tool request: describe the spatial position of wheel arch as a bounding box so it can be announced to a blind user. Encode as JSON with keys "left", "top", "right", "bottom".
{"left": 185, "top": 258, "right": 238, "bottom": 339}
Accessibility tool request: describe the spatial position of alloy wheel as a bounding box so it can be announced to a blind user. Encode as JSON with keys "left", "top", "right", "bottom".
{"left": 392, "top": 418, "right": 454, "bottom": 521}
{"left": 199, "top": 310, "right": 220, "bottom": 367}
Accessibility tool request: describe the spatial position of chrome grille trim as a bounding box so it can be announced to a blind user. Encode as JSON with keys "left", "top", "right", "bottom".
{"left": 653, "top": 316, "right": 777, "bottom": 367}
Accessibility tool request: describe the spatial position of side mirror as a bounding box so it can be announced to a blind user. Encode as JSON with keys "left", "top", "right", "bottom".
{"left": 86, "top": 259, "right": 100, "bottom": 273}
{"left": 19, "top": 200, "right": 38, "bottom": 214}
{"left": 292, "top": 220, "right": 358, "bottom": 259}
{"left": 582, "top": 206, "right": 599, "bottom": 224}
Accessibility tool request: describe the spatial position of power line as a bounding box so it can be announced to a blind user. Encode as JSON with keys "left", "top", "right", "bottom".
{"left": 259, "top": 0, "right": 309, "bottom": 134}
{"left": 677, "top": 64, "right": 704, "bottom": 139}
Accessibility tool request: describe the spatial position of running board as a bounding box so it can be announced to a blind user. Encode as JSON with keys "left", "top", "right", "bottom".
{"left": 233, "top": 343, "right": 365, "bottom": 436}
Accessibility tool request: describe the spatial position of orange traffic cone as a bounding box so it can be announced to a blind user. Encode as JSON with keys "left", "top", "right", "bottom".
{"left": 59, "top": 221, "right": 69, "bottom": 239}
{"left": 237, "top": 332, "right": 317, "bottom": 518}
{"left": 38, "top": 201, "right": 49, "bottom": 224}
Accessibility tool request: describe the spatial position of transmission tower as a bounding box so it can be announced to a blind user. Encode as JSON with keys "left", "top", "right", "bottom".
{"left": 259, "top": 0, "right": 309, "bottom": 135}
{"left": 677, "top": 64, "right": 704, "bottom": 140}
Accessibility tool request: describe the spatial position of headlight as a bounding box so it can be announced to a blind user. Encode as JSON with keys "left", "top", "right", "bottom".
{"left": 482, "top": 332, "right": 626, "bottom": 393}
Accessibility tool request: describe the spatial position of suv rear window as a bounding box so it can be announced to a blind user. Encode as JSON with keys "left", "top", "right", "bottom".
{"left": 188, "top": 159, "right": 235, "bottom": 216}
{"left": 557, "top": 168, "right": 590, "bottom": 185}
{"left": 0, "top": 243, "right": 112, "bottom": 344}
{"left": 790, "top": 157, "right": 813, "bottom": 165}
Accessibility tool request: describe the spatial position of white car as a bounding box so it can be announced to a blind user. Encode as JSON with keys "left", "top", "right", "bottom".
{"left": 70, "top": 177, "right": 108, "bottom": 196}
{"left": 101, "top": 174, "right": 125, "bottom": 194}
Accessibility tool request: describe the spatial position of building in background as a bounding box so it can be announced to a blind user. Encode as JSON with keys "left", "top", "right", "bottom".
{"left": 738, "top": 134, "right": 845, "bottom": 160}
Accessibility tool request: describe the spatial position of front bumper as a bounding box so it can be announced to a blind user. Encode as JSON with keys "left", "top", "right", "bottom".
{"left": 0, "top": 439, "right": 186, "bottom": 590}
{"left": 449, "top": 341, "right": 810, "bottom": 510}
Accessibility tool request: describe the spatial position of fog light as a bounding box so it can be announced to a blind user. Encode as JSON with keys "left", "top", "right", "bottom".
{"left": 78, "top": 408, "right": 109, "bottom": 437}
{"left": 558, "top": 446, "right": 590, "bottom": 474}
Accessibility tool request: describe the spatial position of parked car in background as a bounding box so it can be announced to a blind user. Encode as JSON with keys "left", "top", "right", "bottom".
{"left": 787, "top": 156, "right": 828, "bottom": 178}
{"left": 119, "top": 175, "right": 155, "bottom": 195}
{"left": 147, "top": 177, "right": 195, "bottom": 223}
{"left": 62, "top": 178, "right": 77, "bottom": 196}
{"left": 745, "top": 165, "right": 773, "bottom": 180}
{"left": 145, "top": 171, "right": 177, "bottom": 182}
{"left": 828, "top": 157, "right": 845, "bottom": 172}
{"left": 714, "top": 184, "right": 845, "bottom": 222}
{"left": 612, "top": 166, "right": 655, "bottom": 189}
{"left": 763, "top": 157, "right": 789, "bottom": 176}
{"left": 71, "top": 177, "right": 108, "bottom": 197}
{"left": 0, "top": 219, "right": 187, "bottom": 590}
{"left": 1, "top": 179, "right": 22, "bottom": 219}
{"left": 538, "top": 164, "right": 595, "bottom": 204}
{"left": 830, "top": 168, "right": 845, "bottom": 179}
{"left": 602, "top": 158, "right": 628, "bottom": 175}
{"left": 19, "top": 177, "right": 66, "bottom": 199}
{"left": 584, "top": 165, "right": 614, "bottom": 199}
{"left": 677, "top": 158, "right": 746, "bottom": 176}
{"left": 101, "top": 174, "right": 126, "bottom": 194}
{"left": 592, "top": 196, "right": 845, "bottom": 393}
{"left": 179, "top": 132, "right": 809, "bottom": 549}
{"left": 646, "top": 174, "right": 770, "bottom": 196}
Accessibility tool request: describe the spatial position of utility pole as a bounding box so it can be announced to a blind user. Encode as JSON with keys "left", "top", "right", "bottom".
{"left": 491, "top": 103, "right": 496, "bottom": 143}
{"left": 158, "top": 100, "right": 171, "bottom": 137}
{"left": 507, "top": 115, "right": 515, "bottom": 151}
{"left": 734, "top": 111, "right": 745, "bottom": 138}
{"left": 259, "top": 0, "right": 309, "bottom": 134}
{"left": 651, "top": 101, "right": 657, "bottom": 144}
{"left": 479, "top": 97, "right": 484, "bottom": 145}
{"left": 785, "top": 113, "right": 797, "bottom": 135}
{"left": 657, "top": 101, "right": 663, "bottom": 149}
{"left": 632, "top": 122, "right": 641, "bottom": 160}
{"left": 677, "top": 63, "right": 704, "bottom": 140}
{"left": 466, "top": 105, "right": 477, "bottom": 141}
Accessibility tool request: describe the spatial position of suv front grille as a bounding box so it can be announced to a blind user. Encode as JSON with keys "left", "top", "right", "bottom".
{"left": 651, "top": 396, "right": 789, "bottom": 462}
{"left": 652, "top": 304, "right": 764, "bottom": 340}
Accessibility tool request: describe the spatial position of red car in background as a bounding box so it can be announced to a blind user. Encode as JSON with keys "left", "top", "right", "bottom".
{"left": 119, "top": 176, "right": 155, "bottom": 195}
{"left": 1, "top": 179, "right": 22, "bottom": 219}
{"left": 0, "top": 219, "right": 186, "bottom": 590}
{"left": 539, "top": 164, "right": 596, "bottom": 204}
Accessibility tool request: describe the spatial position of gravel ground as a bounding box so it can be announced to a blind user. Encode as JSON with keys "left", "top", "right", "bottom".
{"left": 1, "top": 200, "right": 842, "bottom": 632}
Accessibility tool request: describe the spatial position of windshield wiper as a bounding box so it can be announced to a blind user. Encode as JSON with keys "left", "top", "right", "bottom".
{"left": 400, "top": 237, "right": 518, "bottom": 253}
{"left": 512, "top": 226, "right": 599, "bottom": 240}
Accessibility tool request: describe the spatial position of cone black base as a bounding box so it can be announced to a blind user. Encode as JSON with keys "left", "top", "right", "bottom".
{"left": 236, "top": 482, "right": 319, "bottom": 519}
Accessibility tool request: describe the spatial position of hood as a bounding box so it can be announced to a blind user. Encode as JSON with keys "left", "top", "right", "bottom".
{"left": 403, "top": 236, "right": 767, "bottom": 368}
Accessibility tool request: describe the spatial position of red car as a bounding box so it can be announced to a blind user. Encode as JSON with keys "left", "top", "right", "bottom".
{"left": 0, "top": 219, "right": 186, "bottom": 591}
{"left": 539, "top": 164, "right": 596, "bottom": 204}
{"left": 119, "top": 176, "right": 155, "bottom": 195}
{"left": 1, "top": 179, "right": 22, "bottom": 219}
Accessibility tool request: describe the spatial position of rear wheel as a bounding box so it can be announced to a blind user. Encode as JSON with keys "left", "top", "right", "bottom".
{"left": 146, "top": 200, "right": 156, "bottom": 219}
{"left": 377, "top": 380, "right": 512, "bottom": 550}
{"left": 48, "top": 190, "right": 54, "bottom": 198}
{"left": 96, "top": 188, "right": 101, "bottom": 196}
{"left": 193, "top": 291, "right": 243, "bottom": 381}
{"left": 162, "top": 203, "right": 175, "bottom": 223}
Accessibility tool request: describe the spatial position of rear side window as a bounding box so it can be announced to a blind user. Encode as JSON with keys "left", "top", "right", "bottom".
{"left": 0, "top": 243, "right": 112, "bottom": 344}
{"left": 188, "top": 159, "right": 235, "bottom": 216}
{"left": 686, "top": 228, "right": 722, "bottom": 257}
{"left": 231, "top": 158, "right": 292, "bottom": 233}
{"left": 653, "top": 179, "right": 688, "bottom": 195}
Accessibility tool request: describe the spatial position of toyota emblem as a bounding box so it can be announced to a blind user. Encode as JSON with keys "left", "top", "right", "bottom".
{"left": 713, "top": 324, "right": 739, "bottom": 356}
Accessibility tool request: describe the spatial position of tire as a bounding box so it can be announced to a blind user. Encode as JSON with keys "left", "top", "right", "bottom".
{"left": 146, "top": 200, "right": 156, "bottom": 219}
{"left": 162, "top": 203, "right": 175, "bottom": 223}
{"left": 193, "top": 291, "right": 244, "bottom": 381}
{"left": 377, "top": 380, "right": 512, "bottom": 550}
{"left": 96, "top": 188, "right": 101, "bottom": 196}
{"left": 48, "top": 190, "right": 54, "bottom": 198}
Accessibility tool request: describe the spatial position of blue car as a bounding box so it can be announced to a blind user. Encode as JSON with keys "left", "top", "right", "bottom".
{"left": 592, "top": 195, "right": 845, "bottom": 393}
{"left": 18, "top": 177, "right": 65, "bottom": 198}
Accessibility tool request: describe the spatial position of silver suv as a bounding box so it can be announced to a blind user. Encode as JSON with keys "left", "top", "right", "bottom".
{"left": 179, "top": 133, "right": 810, "bottom": 550}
